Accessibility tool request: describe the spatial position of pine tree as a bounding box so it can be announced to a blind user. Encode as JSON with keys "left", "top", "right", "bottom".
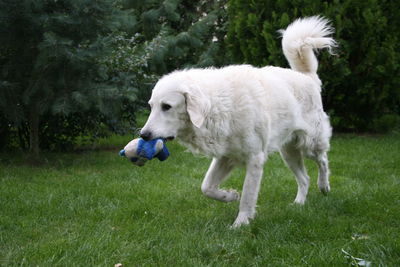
{"left": 125, "top": 0, "right": 228, "bottom": 75}
{"left": 0, "top": 0, "right": 136, "bottom": 154}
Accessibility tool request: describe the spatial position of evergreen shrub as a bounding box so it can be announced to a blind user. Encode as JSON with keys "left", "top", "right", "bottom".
{"left": 226, "top": 0, "right": 400, "bottom": 132}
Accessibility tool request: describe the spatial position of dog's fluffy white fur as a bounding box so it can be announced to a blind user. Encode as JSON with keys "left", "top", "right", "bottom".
{"left": 141, "top": 16, "right": 337, "bottom": 227}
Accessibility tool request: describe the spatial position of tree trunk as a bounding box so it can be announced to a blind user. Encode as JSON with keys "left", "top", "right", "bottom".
{"left": 29, "top": 104, "right": 40, "bottom": 157}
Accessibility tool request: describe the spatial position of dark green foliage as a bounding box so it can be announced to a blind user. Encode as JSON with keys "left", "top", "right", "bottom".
{"left": 125, "top": 0, "right": 228, "bottom": 74}
{"left": 0, "top": 0, "right": 229, "bottom": 152}
{"left": 227, "top": 0, "right": 400, "bottom": 132}
{"left": 1, "top": 0, "right": 398, "bottom": 153}
{"left": 0, "top": 0, "right": 137, "bottom": 152}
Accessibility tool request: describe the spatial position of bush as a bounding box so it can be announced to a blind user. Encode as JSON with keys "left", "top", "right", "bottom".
{"left": 226, "top": 0, "right": 400, "bottom": 132}
{"left": 371, "top": 114, "right": 400, "bottom": 134}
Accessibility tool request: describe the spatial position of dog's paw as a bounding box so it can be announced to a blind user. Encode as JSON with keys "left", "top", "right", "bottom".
{"left": 318, "top": 183, "right": 331, "bottom": 195}
{"left": 230, "top": 212, "right": 253, "bottom": 228}
{"left": 224, "top": 189, "right": 240, "bottom": 202}
{"left": 293, "top": 197, "right": 306, "bottom": 205}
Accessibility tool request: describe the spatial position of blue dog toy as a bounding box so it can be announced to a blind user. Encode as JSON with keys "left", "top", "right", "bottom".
{"left": 119, "top": 138, "right": 170, "bottom": 166}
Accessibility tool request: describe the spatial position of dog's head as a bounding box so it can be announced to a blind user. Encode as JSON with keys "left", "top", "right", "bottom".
{"left": 140, "top": 74, "right": 210, "bottom": 141}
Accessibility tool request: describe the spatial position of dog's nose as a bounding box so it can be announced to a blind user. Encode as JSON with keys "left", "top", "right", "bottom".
{"left": 140, "top": 131, "right": 152, "bottom": 141}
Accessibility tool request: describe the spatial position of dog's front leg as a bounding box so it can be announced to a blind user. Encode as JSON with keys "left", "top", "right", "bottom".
{"left": 201, "top": 157, "right": 239, "bottom": 202}
{"left": 232, "top": 153, "right": 265, "bottom": 228}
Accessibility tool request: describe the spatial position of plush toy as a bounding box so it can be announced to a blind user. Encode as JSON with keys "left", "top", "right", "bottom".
{"left": 119, "top": 138, "right": 170, "bottom": 166}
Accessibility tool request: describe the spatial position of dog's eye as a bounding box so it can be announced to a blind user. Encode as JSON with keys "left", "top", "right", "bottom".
{"left": 161, "top": 103, "right": 172, "bottom": 111}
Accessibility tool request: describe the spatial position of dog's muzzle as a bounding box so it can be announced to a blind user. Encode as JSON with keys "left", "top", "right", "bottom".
{"left": 140, "top": 131, "right": 153, "bottom": 141}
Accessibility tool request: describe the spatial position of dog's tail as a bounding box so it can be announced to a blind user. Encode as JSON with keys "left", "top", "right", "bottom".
{"left": 279, "top": 16, "right": 337, "bottom": 84}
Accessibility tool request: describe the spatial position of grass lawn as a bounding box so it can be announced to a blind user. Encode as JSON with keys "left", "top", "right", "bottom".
{"left": 0, "top": 134, "right": 399, "bottom": 266}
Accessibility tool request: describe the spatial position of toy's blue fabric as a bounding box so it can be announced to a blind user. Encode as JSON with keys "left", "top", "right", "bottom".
{"left": 137, "top": 138, "right": 170, "bottom": 161}
{"left": 119, "top": 138, "right": 169, "bottom": 164}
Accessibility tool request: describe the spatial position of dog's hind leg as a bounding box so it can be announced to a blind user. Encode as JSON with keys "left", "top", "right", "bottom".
{"left": 311, "top": 151, "right": 330, "bottom": 194}
{"left": 201, "top": 157, "right": 240, "bottom": 202}
{"left": 307, "top": 119, "right": 331, "bottom": 195}
{"left": 280, "top": 144, "right": 310, "bottom": 204}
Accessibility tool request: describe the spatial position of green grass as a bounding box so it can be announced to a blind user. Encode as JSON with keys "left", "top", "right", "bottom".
{"left": 1, "top": 134, "right": 399, "bottom": 266}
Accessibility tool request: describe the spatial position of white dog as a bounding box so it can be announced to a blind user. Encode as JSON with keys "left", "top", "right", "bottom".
{"left": 141, "top": 16, "right": 337, "bottom": 227}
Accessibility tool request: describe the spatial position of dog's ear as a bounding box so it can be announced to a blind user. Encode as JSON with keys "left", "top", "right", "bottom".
{"left": 183, "top": 85, "right": 210, "bottom": 128}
